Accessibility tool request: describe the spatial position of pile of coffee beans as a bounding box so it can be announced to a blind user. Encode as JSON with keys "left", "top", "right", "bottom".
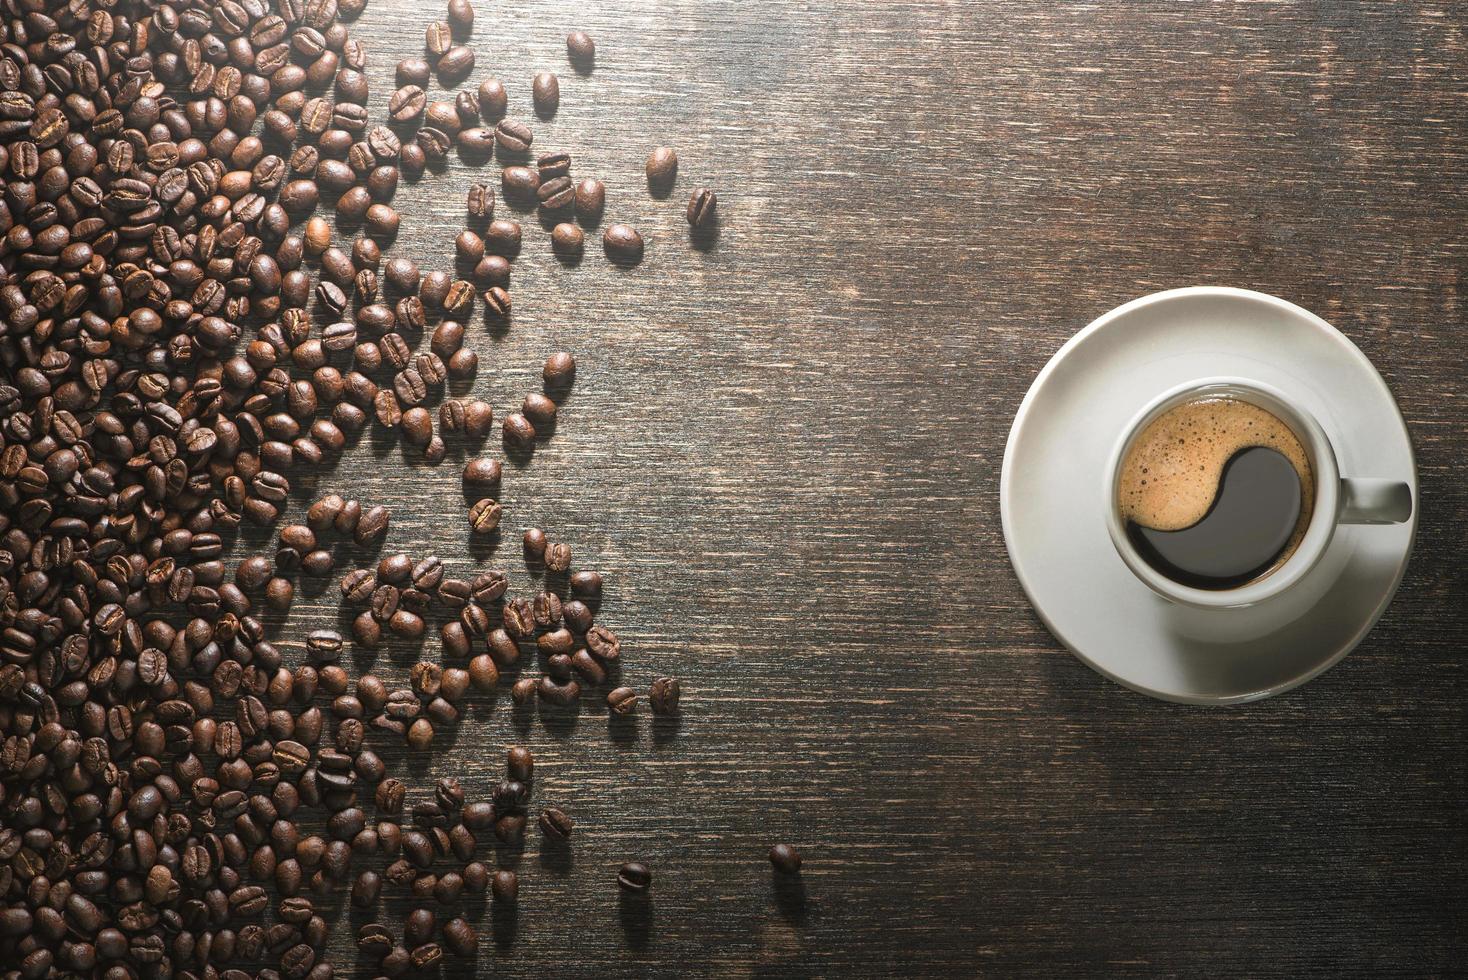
{"left": 0, "top": 0, "right": 705, "bottom": 974}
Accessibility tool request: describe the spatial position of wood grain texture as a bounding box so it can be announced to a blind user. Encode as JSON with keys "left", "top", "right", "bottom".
{"left": 269, "top": 1, "right": 1468, "bottom": 976}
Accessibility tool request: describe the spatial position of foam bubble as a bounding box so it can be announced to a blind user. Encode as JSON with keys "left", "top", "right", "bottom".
{"left": 1118, "top": 397, "right": 1314, "bottom": 534}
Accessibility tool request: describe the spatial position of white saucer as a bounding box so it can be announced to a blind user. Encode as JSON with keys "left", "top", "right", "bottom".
{"left": 1000, "top": 287, "right": 1418, "bottom": 704}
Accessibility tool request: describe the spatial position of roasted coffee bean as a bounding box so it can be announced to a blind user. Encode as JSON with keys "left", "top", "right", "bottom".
{"left": 523, "top": 392, "right": 558, "bottom": 427}
{"left": 575, "top": 178, "right": 606, "bottom": 220}
{"left": 479, "top": 78, "right": 509, "bottom": 120}
{"left": 567, "top": 31, "right": 596, "bottom": 66}
{"left": 769, "top": 843, "right": 803, "bottom": 874}
{"left": 538, "top": 151, "right": 572, "bottom": 180}
{"left": 606, "top": 686, "right": 638, "bottom": 715}
{"left": 458, "top": 125, "right": 496, "bottom": 157}
{"left": 356, "top": 505, "right": 391, "bottom": 545}
{"left": 482, "top": 286, "right": 511, "bottom": 318}
{"left": 443, "top": 917, "right": 476, "bottom": 956}
{"left": 491, "top": 869, "right": 518, "bottom": 903}
{"left": 495, "top": 119, "right": 534, "bottom": 154}
{"left": 650, "top": 676, "right": 681, "bottom": 714}
{"left": 467, "top": 182, "right": 495, "bottom": 219}
{"left": 570, "top": 570, "right": 603, "bottom": 598}
{"left": 586, "top": 625, "right": 621, "bottom": 659}
{"left": 646, "top": 146, "right": 678, "bottom": 190}
{"left": 502, "top": 165, "right": 540, "bottom": 201}
{"left": 485, "top": 219, "right": 523, "bottom": 257}
{"left": 545, "top": 542, "right": 573, "bottom": 573}
{"left": 687, "top": 187, "right": 719, "bottom": 227}
{"left": 532, "top": 72, "right": 560, "bottom": 117}
{"left": 618, "top": 861, "right": 652, "bottom": 892}
{"left": 503, "top": 413, "right": 536, "bottom": 447}
{"left": 539, "top": 806, "right": 574, "bottom": 840}
{"left": 468, "top": 498, "right": 503, "bottom": 534}
{"left": 603, "top": 223, "right": 645, "bottom": 263}
{"left": 438, "top": 45, "right": 476, "bottom": 80}
{"left": 463, "top": 457, "right": 502, "bottom": 489}
{"left": 543, "top": 351, "right": 577, "bottom": 390}
{"left": 539, "top": 676, "right": 581, "bottom": 705}
{"left": 571, "top": 648, "right": 606, "bottom": 685}
{"left": 552, "top": 222, "right": 584, "bottom": 256}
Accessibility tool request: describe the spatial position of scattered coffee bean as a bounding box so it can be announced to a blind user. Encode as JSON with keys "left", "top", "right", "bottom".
{"left": 650, "top": 676, "right": 682, "bottom": 714}
{"left": 469, "top": 498, "right": 504, "bottom": 534}
{"left": 769, "top": 844, "right": 803, "bottom": 874}
{"left": 646, "top": 146, "right": 679, "bottom": 190}
{"left": 544, "top": 351, "right": 577, "bottom": 390}
{"left": 495, "top": 119, "right": 534, "bottom": 154}
{"left": 503, "top": 413, "right": 537, "bottom": 447}
{"left": 688, "top": 187, "right": 718, "bottom": 227}
{"left": 618, "top": 862, "right": 653, "bottom": 892}
{"left": 567, "top": 31, "right": 596, "bottom": 66}
{"left": 606, "top": 686, "right": 638, "bottom": 716}
{"left": 575, "top": 178, "right": 606, "bottom": 220}
{"left": 532, "top": 72, "right": 560, "bottom": 117}
{"left": 479, "top": 78, "right": 509, "bottom": 120}
{"left": 552, "top": 223, "right": 585, "bottom": 256}
{"left": 603, "top": 223, "right": 645, "bottom": 264}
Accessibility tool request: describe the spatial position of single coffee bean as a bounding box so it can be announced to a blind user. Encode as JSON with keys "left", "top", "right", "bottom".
{"left": 463, "top": 399, "right": 495, "bottom": 438}
{"left": 479, "top": 78, "right": 508, "bottom": 120}
{"left": 618, "top": 862, "right": 652, "bottom": 892}
{"left": 523, "top": 392, "right": 557, "bottom": 427}
{"left": 483, "top": 286, "right": 511, "bottom": 318}
{"left": 438, "top": 46, "right": 476, "bottom": 80}
{"left": 503, "top": 413, "right": 536, "bottom": 447}
{"left": 502, "top": 165, "right": 540, "bottom": 201}
{"left": 532, "top": 72, "right": 560, "bottom": 117}
{"left": 552, "top": 220, "right": 583, "bottom": 257}
{"left": 524, "top": 528, "right": 548, "bottom": 555}
{"left": 485, "top": 219, "right": 522, "bottom": 257}
{"left": 491, "top": 870, "right": 518, "bottom": 903}
{"left": 545, "top": 542, "right": 573, "bottom": 573}
{"left": 399, "top": 58, "right": 433, "bottom": 86}
{"left": 572, "top": 648, "right": 606, "bottom": 685}
{"left": 539, "top": 176, "right": 575, "bottom": 210}
{"left": 769, "top": 843, "right": 803, "bottom": 874}
{"left": 606, "top": 686, "right": 638, "bottom": 715}
{"left": 447, "top": 0, "right": 474, "bottom": 32}
{"left": 543, "top": 351, "right": 577, "bottom": 390}
{"left": 646, "top": 146, "right": 678, "bottom": 191}
{"left": 539, "top": 807, "right": 574, "bottom": 840}
{"left": 687, "top": 187, "right": 718, "bottom": 227}
{"left": 570, "top": 570, "right": 603, "bottom": 598}
{"left": 466, "top": 182, "right": 495, "bottom": 219}
{"left": 602, "top": 223, "right": 644, "bottom": 264}
{"left": 463, "top": 457, "right": 502, "bottom": 488}
{"left": 468, "top": 654, "right": 499, "bottom": 692}
{"left": 650, "top": 676, "right": 681, "bottom": 714}
{"left": 495, "top": 119, "right": 534, "bottom": 154}
{"left": 442, "top": 917, "right": 476, "bottom": 956}
{"left": 507, "top": 746, "right": 534, "bottom": 782}
{"left": 538, "top": 151, "right": 572, "bottom": 180}
{"left": 468, "top": 498, "right": 503, "bottom": 534}
{"left": 574, "top": 177, "right": 606, "bottom": 220}
{"left": 425, "top": 21, "right": 453, "bottom": 55}
{"left": 566, "top": 31, "right": 595, "bottom": 66}
{"left": 458, "top": 125, "right": 496, "bottom": 157}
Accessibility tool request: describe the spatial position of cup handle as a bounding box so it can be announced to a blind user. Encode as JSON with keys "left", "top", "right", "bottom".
{"left": 1339, "top": 478, "right": 1413, "bottom": 524}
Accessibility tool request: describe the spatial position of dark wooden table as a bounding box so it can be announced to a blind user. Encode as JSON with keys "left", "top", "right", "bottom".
{"left": 294, "top": 1, "right": 1468, "bottom": 975}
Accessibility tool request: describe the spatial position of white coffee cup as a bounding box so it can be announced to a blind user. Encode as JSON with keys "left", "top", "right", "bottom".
{"left": 1103, "top": 377, "right": 1412, "bottom": 609}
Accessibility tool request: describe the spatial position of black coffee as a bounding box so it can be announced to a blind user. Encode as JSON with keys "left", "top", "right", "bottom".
{"left": 1128, "top": 447, "right": 1303, "bottom": 589}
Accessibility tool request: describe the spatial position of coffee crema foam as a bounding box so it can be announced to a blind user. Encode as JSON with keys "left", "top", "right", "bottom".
{"left": 1118, "top": 397, "right": 1314, "bottom": 533}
